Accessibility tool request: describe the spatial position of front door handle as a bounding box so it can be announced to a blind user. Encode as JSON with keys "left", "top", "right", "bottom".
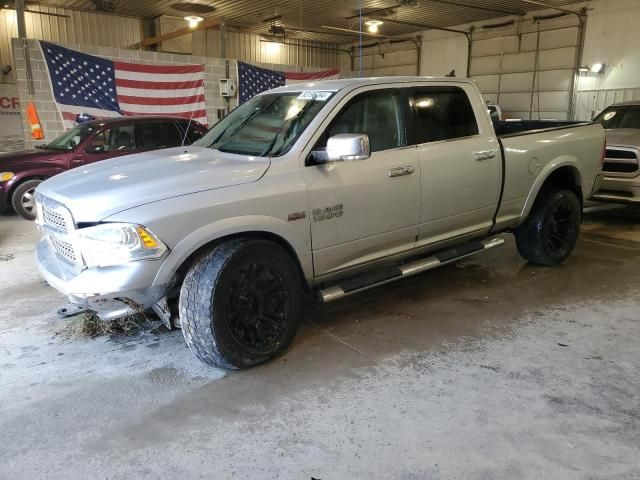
{"left": 474, "top": 150, "right": 497, "bottom": 161}
{"left": 389, "top": 166, "right": 416, "bottom": 178}
{"left": 71, "top": 156, "right": 85, "bottom": 163}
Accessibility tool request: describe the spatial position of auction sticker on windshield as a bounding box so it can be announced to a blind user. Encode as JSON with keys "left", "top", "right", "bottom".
{"left": 297, "top": 91, "right": 332, "bottom": 101}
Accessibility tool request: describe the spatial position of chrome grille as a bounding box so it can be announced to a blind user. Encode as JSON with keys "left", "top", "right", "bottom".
{"left": 49, "top": 235, "right": 77, "bottom": 264}
{"left": 603, "top": 147, "right": 639, "bottom": 174}
{"left": 37, "top": 195, "right": 84, "bottom": 266}
{"left": 42, "top": 205, "right": 69, "bottom": 233}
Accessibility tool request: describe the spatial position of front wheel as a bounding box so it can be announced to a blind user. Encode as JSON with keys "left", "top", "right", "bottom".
{"left": 514, "top": 188, "right": 581, "bottom": 266}
{"left": 11, "top": 179, "right": 42, "bottom": 220}
{"left": 179, "top": 239, "right": 303, "bottom": 369}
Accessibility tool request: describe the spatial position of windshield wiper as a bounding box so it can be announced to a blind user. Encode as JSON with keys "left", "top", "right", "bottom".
{"left": 263, "top": 96, "right": 318, "bottom": 157}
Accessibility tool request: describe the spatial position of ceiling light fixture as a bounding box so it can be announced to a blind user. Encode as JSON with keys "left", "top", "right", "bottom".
{"left": 590, "top": 63, "right": 605, "bottom": 74}
{"left": 364, "top": 19, "right": 383, "bottom": 33}
{"left": 184, "top": 15, "right": 204, "bottom": 28}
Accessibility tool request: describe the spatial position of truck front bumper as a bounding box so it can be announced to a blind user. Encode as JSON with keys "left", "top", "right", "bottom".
{"left": 591, "top": 174, "right": 640, "bottom": 204}
{"left": 37, "top": 238, "right": 171, "bottom": 320}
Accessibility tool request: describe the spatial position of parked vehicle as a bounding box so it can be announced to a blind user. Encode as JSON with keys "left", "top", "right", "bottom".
{"left": 0, "top": 116, "right": 207, "bottom": 219}
{"left": 35, "top": 77, "right": 605, "bottom": 369}
{"left": 590, "top": 100, "right": 640, "bottom": 203}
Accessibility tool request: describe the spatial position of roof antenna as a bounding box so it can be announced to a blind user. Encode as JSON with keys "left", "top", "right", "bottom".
{"left": 446, "top": 69, "right": 456, "bottom": 77}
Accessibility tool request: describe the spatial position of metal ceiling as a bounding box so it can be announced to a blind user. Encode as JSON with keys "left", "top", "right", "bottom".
{"left": 14, "top": 0, "right": 585, "bottom": 43}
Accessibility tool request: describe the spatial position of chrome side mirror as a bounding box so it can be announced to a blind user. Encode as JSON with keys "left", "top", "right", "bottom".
{"left": 326, "top": 134, "right": 371, "bottom": 162}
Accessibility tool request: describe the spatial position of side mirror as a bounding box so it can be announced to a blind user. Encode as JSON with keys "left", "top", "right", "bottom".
{"left": 86, "top": 145, "right": 105, "bottom": 154}
{"left": 326, "top": 134, "right": 371, "bottom": 162}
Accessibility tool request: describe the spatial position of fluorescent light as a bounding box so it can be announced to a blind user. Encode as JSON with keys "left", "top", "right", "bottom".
{"left": 578, "top": 66, "right": 590, "bottom": 73}
{"left": 184, "top": 16, "right": 203, "bottom": 28}
{"left": 365, "top": 20, "right": 383, "bottom": 34}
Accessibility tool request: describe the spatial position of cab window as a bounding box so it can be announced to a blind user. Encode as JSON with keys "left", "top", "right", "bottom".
{"left": 315, "top": 90, "right": 405, "bottom": 154}
{"left": 410, "top": 86, "right": 479, "bottom": 144}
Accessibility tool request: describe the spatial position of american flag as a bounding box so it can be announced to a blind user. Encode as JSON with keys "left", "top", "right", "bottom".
{"left": 40, "top": 41, "right": 207, "bottom": 129}
{"left": 238, "top": 61, "right": 340, "bottom": 104}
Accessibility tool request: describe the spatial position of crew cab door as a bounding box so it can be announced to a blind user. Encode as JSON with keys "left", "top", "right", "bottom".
{"left": 302, "top": 88, "right": 420, "bottom": 277}
{"left": 410, "top": 84, "right": 502, "bottom": 246}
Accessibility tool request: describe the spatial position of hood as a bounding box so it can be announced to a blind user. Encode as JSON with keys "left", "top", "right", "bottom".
{"left": 37, "top": 146, "right": 270, "bottom": 222}
{"left": 605, "top": 129, "right": 640, "bottom": 148}
{"left": 0, "top": 148, "right": 65, "bottom": 169}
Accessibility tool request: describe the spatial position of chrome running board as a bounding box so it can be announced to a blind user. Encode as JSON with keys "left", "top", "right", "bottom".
{"left": 317, "top": 236, "right": 505, "bottom": 303}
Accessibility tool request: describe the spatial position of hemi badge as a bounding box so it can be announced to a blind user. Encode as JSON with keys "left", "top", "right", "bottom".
{"left": 288, "top": 211, "right": 306, "bottom": 222}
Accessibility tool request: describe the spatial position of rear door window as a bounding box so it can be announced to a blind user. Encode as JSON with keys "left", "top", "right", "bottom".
{"left": 88, "top": 124, "right": 136, "bottom": 152}
{"left": 409, "top": 86, "right": 479, "bottom": 144}
{"left": 140, "top": 121, "right": 184, "bottom": 149}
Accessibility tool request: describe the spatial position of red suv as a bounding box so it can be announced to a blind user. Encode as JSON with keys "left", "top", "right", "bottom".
{"left": 0, "top": 116, "right": 207, "bottom": 219}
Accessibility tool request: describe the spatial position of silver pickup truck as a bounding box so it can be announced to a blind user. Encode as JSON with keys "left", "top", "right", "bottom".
{"left": 35, "top": 77, "right": 605, "bottom": 369}
{"left": 590, "top": 100, "right": 640, "bottom": 203}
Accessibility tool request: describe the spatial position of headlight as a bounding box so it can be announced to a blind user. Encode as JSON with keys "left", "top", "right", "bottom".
{"left": 1, "top": 172, "right": 15, "bottom": 182}
{"left": 75, "top": 223, "right": 167, "bottom": 267}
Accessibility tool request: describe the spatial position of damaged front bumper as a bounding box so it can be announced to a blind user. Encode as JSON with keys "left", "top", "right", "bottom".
{"left": 36, "top": 238, "right": 171, "bottom": 320}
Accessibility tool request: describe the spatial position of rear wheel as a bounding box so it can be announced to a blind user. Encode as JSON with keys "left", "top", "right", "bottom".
{"left": 11, "top": 179, "right": 42, "bottom": 220}
{"left": 514, "top": 188, "right": 581, "bottom": 266}
{"left": 179, "top": 239, "right": 303, "bottom": 369}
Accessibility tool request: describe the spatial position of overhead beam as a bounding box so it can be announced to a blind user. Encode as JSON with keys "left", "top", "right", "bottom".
{"left": 426, "top": 0, "right": 524, "bottom": 16}
{"left": 136, "top": 16, "right": 223, "bottom": 48}
{"left": 367, "top": 16, "right": 469, "bottom": 35}
{"left": 519, "top": 0, "right": 586, "bottom": 17}
{"left": 321, "top": 25, "right": 389, "bottom": 39}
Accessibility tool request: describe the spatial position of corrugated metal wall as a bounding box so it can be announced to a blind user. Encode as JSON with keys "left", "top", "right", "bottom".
{"left": 0, "top": 5, "right": 141, "bottom": 84}
{"left": 193, "top": 29, "right": 340, "bottom": 69}
{"left": 576, "top": 87, "right": 640, "bottom": 121}
{"left": 339, "top": 40, "right": 419, "bottom": 77}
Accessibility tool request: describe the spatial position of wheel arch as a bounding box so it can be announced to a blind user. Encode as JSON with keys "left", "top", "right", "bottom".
{"left": 152, "top": 217, "right": 313, "bottom": 292}
{"left": 521, "top": 161, "right": 583, "bottom": 222}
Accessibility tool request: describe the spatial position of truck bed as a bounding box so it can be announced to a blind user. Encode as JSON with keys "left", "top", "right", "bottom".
{"left": 494, "top": 120, "right": 589, "bottom": 137}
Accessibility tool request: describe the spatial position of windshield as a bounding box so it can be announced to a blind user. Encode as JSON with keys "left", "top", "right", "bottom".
{"left": 44, "top": 124, "right": 96, "bottom": 150}
{"left": 195, "top": 91, "right": 334, "bottom": 156}
{"left": 594, "top": 105, "right": 640, "bottom": 129}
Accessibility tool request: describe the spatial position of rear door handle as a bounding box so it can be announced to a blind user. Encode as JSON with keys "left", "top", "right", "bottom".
{"left": 71, "top": 156, "right": 85, "bottom": 163}
{"left": 389, "top": 166, "right": 416, "bottom": 178}
{"left": 474, "top": 150, "right": 497, "bottom": 161}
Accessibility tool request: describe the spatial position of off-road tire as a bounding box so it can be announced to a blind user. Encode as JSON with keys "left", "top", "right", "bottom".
{"left": 11, "top": 179, "right": 42, "bottom": 221}
{"left": 179, "top": 239, "right": 303, "bottom": 369}
{"left": 514, "top": 188, "right": 581, "bottom": 266}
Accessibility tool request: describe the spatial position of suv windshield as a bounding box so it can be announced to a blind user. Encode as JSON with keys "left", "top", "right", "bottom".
{"left": 196, "top": 91, "right": 334, "bottom": 156}
{"left": 594, "top": 105, "right": 640, "bottom": 129}
{"left": 43, "top": 124, "right": 96, "bottom": 150}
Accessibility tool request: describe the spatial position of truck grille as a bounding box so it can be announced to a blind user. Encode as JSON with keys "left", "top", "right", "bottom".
{"left": 49, "top": 235, "right": 77, "bottom": 263}
{"left": 603, "top": 147, "right": 639, "bottom": 174}
{"left": 42, "top": 205, "right": 69, "bottom": 233}
{"left": 37, "top": 195, "right": 83, "bottom": 266}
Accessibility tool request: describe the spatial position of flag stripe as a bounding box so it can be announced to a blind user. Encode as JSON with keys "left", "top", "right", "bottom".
{"left": 119, "top": 102, "right": 207, "bottom": 114}
{"left": 115, "top": 70, "right": 204, "bottom": 83}
{"left": 285, "top": 70, "right": 341, "bottom": 80}
{"left": 117, "top": 94, "right": 205, "bottom": 106}
{"left": 115, "top": 78, "right": 204, "bottom": 90}
{"left": 113, "top": 61, "right": 203, "bottom": 74}
{"left": 116, "top": 85, "right": 205, "bottom": 98}
{"left": 120, "top": 109, "right": 208, "bottom": 121}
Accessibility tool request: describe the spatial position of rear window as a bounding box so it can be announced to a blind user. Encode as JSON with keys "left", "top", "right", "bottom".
{"left": 595, "top": 105, "right": 640, "bottom": 129}
{"left": 410, "top": 87, "right": 479, "bottom": 144}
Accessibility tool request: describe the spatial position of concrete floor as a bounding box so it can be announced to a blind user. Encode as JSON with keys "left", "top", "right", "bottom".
{"left": 1, "top": 206, "right": 639, "bottom": 479}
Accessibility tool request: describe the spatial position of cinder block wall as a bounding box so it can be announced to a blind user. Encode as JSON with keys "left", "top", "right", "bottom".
{"left": 12, "top": 38, "right": 331, "bottom": 149}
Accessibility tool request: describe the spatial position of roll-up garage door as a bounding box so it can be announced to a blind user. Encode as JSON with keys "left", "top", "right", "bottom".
{"left": 470, "top": 16, "right": 583, "bottom": 121}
